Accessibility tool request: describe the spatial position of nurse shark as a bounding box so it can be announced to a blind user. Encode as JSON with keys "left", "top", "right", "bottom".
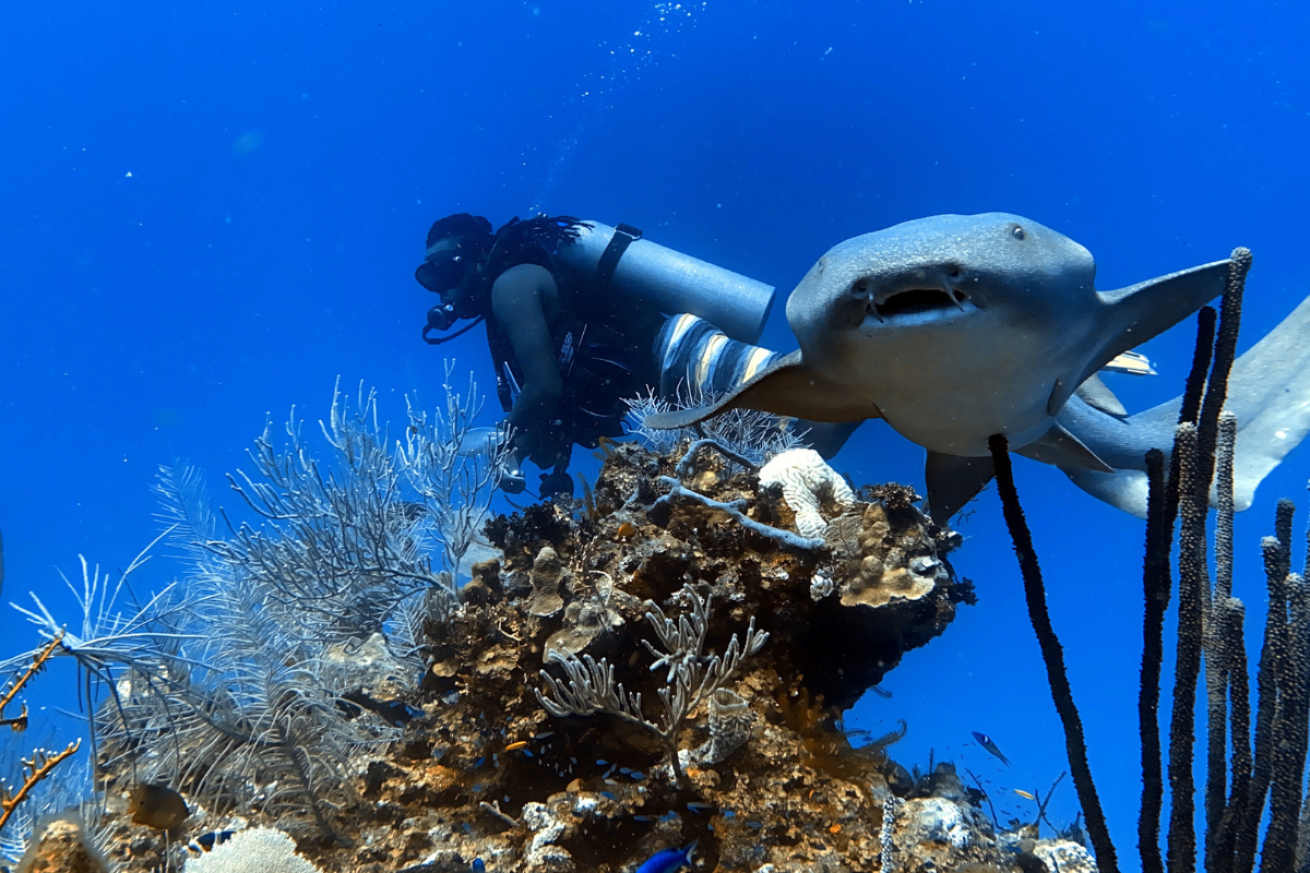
{"left": 646, "top": 213, "right": 1310, "bottom": 522}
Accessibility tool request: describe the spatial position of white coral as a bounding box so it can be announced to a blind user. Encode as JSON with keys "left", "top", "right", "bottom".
{"left": 183, "top": 827, "right": 324, "bottom": 873}
{"left": 758, "top": 448, "right": 855, "bottom": 538}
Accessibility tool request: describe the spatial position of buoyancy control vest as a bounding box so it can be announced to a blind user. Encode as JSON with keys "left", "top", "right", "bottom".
{"left": 480, "top": 216, "right": 779, "bottom": 461}
{"left": 481, "top": 217, "right": 664, "bottom": 459}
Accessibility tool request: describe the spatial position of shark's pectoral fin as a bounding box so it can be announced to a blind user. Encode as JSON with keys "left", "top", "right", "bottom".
{"left": 1070, "top": 259, "right": 1231, "bottom": 397}
{"left": 924, "top": 452, "right": 995, "bottom": 525}
{"left": 1074, "top": 373, "right": 1128, "bottom": 418}
{"left": 643, "top": 351, "right": 882, "bottom": 430}
{"left": 1015, "top": 421, "right": 1114, "bottom": 473}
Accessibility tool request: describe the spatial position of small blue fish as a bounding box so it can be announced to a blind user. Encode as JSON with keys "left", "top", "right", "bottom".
{"left": 185, "top": 830, "right": 234, "bottom": 854}
{"left": 636, "top": 841, "right": 697, "bottom": 873}
{"left": 972, "top": 731, "right": 1011, "bottom": 767}
{"left": 471, "top": 860, "right": 485, "bottom": 873}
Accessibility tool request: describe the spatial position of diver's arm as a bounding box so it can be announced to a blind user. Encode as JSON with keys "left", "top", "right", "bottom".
{"left": 490, "top": 264, "right": 564, "bottom": 455}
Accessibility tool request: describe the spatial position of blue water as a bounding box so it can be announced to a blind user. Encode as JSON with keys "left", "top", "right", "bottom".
{"left": 2, "top": 1, "right": 1307, "bottom": 866}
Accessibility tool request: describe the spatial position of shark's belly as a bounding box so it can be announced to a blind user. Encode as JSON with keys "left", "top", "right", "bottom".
{"left": 869, "top": 371, "right": 1058, "bottom": 457}
{"left": 883, "top": 406, "right": 1055, "bottom": 457}
{"left": 821, "top": 311, "right": 1077, "bottom": 456}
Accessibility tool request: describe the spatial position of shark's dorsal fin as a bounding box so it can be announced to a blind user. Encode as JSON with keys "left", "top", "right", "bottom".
{"left": 643, "top": 351, "right": 882, "bottom": 430}
{"left": 924, "top": 452, "right": 995, "bottom": 525}
{"left": 1014, "top": 421, "right": 1114, "bottom": 472}
{"left": 1051, "top": 260, "right": 1230, "bottom": 412}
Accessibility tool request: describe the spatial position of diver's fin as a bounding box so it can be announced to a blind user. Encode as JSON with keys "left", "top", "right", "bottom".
{"left": 1015, "top": 421, "right": 1114, "bottom": 473}
{"left": 1075, "top": 373, "right": 1128, "bottom": 417}
{"left": 1050, "top": 260, "right": 1230, "bottom": 414}
{"left": 924, "top": 451, "right": 995, "bottom": 525}
{"left": 644, "top": 351, "right": 882, "bottom": 429}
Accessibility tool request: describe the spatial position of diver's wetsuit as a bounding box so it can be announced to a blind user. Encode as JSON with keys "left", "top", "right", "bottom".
{"left": 480, "top": 217, "right": 666, "bottom": 485}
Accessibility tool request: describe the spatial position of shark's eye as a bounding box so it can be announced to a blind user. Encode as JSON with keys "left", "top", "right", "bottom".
{"left": 1011, "top": 225, "right": 1026, "bottom": 241}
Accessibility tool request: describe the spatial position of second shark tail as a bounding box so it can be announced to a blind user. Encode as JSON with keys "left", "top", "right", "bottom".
{"left": 1057, "top": 293, "right": 1310, "bottom": 516}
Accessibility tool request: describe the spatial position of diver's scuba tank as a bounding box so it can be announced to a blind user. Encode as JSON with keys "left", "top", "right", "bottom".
{"left": 555, "top": 221, "right": 775, "bottom": 345}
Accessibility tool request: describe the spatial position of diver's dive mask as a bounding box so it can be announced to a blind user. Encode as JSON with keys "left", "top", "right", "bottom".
{"left": 415, "top": 250, "right": 466, "bottom": 295}
{"left": 418, "top": 249, "right": 482, "bottom": 342}
{"left": 419, "top": 247, "right": 492, "bottom": 343}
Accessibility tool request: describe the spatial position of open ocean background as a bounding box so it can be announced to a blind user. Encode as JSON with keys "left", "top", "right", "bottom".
{"left": 2, "top": 1, "right": 1308, "bottom": 865}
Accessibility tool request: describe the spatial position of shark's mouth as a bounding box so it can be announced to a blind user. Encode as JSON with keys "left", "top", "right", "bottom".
{"left": 869, "top": 287, "right": 970, "bottom": 320}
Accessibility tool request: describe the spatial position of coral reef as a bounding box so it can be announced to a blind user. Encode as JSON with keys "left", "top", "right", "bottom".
{"left": 9, "top": 388, "right": 1093, "bottom": 873}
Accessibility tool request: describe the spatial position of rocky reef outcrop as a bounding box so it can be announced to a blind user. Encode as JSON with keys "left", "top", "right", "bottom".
{"left": 28, "top": 438, "right": 1093, "bottom": 873}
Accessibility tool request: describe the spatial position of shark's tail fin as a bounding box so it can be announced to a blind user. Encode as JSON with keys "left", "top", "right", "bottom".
{"left": 1062, "top": 293, "right": 1310, "bottom": 516}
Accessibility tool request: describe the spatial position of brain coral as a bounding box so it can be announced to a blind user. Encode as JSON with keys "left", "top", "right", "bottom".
{"left": 183, "top": 828, "right": 324, "bottom": 873}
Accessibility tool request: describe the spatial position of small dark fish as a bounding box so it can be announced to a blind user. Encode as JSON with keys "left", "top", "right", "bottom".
{"left": 186, "top": 830, "right": 234, "bottom": 854}
{"left": 636, "top": 840, "right": 697, "bottom": 873}
{"left": 128, "top": 783, "right": 190, "bottom": 829}
{"left": 972, "top": 731, "right": 1011, "bottom": 767}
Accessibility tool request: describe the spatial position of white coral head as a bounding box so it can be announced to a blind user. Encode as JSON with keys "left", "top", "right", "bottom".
{"left": 183, "top": 827, "right": 325, "bottom": 873}
{"left": 758, "top": 448, "right": 856, "bottom": 539}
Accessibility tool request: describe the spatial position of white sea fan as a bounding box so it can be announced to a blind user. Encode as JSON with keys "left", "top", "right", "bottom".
{"left": 624, "top": 387, "right": 808, "bottom": 465}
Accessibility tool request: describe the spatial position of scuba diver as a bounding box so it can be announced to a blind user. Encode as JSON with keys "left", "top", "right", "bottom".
{"left": 415, "top": 212, "right": 800, "bottom": 497}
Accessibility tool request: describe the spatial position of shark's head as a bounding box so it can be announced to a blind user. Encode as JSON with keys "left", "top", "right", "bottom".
{"left": 786, "top": 213, "right": 1098, "bottom": 378}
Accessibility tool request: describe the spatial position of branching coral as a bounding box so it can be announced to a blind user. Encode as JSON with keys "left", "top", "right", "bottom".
{"left": 534, "top": 584, "right": 768, "bottom": 786}
{"left": 0, "top": 634, "right": 81, "bottom": 836}
{"left": 652, "top": 477, "right": 822, "bottom": 551}
{"left": 397, "top": 361, "right": 511, "bottom": 583}
{"left": 6, "top": 374, "right": 504, "bottom": 842}
{"left": 625, "top": 387, "right": 807, "bottom": 465}
{"left": 214, "top": 380, "right": 455, "bottom": 642}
